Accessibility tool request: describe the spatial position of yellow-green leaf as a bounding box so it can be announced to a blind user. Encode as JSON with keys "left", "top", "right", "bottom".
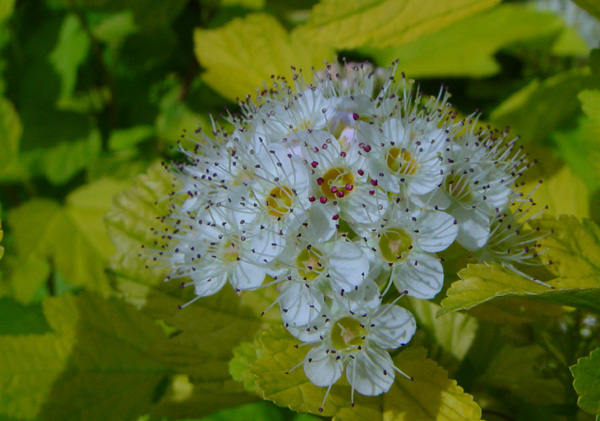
{"left": 0, "top": 292, "right": 171, "bottom": 420}
{"left": 484, "top": 345, "right": 565, "bottom": 405}
{"left": 439, "top": 262, "right": 600, "bottom": 316}
{"left": 7, "top": 178, "right": 129, "bottom": 296}
{"left": 244, "top": 325, "right": 481, "bottom": 420}
{"left": 194, "top": 13, "right": 334, "bottom": 102}
{"left": 0, "top": 254, "right": 51, "bottom": 303}
{"left": 368, "top": 5, "right": 562, "bottom": 78}
{"left": 299, "top": 0, "right": 499, "bottom": 50}
{"left": 571, "top": 347, "right": 600, "bottom": 416}
{"left": 537, "top": 215, "right": 600, "bottom": 286}
{"left": 105, "top": 163, "right": 280, "bottom": 418}
{"left": 523, "top": 159, "right": 589, "bottom": 220}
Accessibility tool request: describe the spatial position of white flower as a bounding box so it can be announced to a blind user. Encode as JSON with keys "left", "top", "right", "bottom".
{"left": 277, "top": 216, "right": 370, "bottom": 327}
{"left": 358, "top": 202, "right": 458, "bottom": 299}
{"left": 299, "top": 130, "right": 388, "bottom": 227}
{"left": 287, "top": 295, "right": 416, "bottom": 409}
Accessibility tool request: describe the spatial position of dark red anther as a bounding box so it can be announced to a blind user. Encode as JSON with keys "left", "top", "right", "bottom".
{"left": 317, "top": 177, "right": 324, "bottom": 185}
{"left": 370, "top": 179, "right": 378, "bottom": 186}
{"left": 337, "top": 190, "right": 345, "bottom": 198}
{"left": 369, "top": 190, "right": 375, "bottom": 195}
{"left": 345, "top": 184, "right": 353, "bottom": 191}
{"left": 332, "top": 214, "right": 339, "bottom": 220}
{"left": 308, "top": 196, "right": 316, "bottom": 202}
{"left": 319, "top": 196, "right": 327, "bottom": 204}
{"left": 311, "top": 161, "right": 318, "bottom": 168}
{"left": 330, "top": 186, "right": 338, "bottom": 193}
{"left": 357, "top": 169, "right": 364, "bottom": 176}
{"left": 353, "top": 112, "right": 359, "bottom": 121}
{"left": 363, "top": 144, "right": 371, "bottom": 152}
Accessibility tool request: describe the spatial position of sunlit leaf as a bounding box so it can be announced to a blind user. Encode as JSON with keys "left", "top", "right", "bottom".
{"left": 0, "top": 0, "right": 15, "bottom": 22}
{"left": 49, "top": 14, "right": 90, "bottom": 105}
{"left": 0, "top": 292, "right": 171, "bottom": 420}
{"left": 0, "top": 254, "right": 51, "bottom": 303}
{"left": 523, "top": 159, "right": 589, "bottom": 219}
{"left": 0, "top": 97, "right": 21, "bottom": 173}
{"left": 484, "top": 345, "right": 565, "bottom": 405}
{"left": 245, "top": 325, "right": 481, "bottom": 420}
{"left": 91, "top": 10, "right": 138, "bottom": 44}
{"left": 439, "top": 262, "right": 600, "bottom": 316}
{"left": 194, "top": 13, "right": 334, "bottom": 101}
{"left": 570, "top": 347, "right": 600, "bottom": 416}
{"left": 299, "top": 0, "right": 499, "bottom": 50}
{"left": 368, "top": 5, "right": 562, "bottom": 78}
{"left": 0, "top": 217, "right": 3, "bottom": 260}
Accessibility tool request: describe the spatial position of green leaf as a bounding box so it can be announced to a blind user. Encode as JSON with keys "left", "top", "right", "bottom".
{"left": 571, "top": 347, "right": 600, "bottom": 416}
{"left": 0, "top": 297, "right": 50, "bottom": 335}
{"left": 8, "top": 178, "right": 129, "bottom": 295}
{"left": 108, "top": 125, "right": 154, "bottom": 151}
{"left": 0, "top": 292, "right": 171, "bottom": 420}
{"left": 484, "top": 345, "right": 565, "bottom": 405}
{"left": 91, "top": 10, "right": 138, "bottom": 44}
{"left": 552, "top": 90, "right": 600, "bottom": 193}
{"left": 367, "top": 5, "right": 563, "bottom": 78}
{"left": 41, "top": 128, "right": 102, "bottom": 185}
{"left": 491, "top": 69, "right": 598, "bottom": 145}
{"left": 199, "top": 401, "right": 284, "bottom": 421}
{"left": 439, "top": 262, "right": 600, "bottom": 316}
{"left": 0, "top": 0, "right": 15, "bottom": 22}
{"left": 0, "top": 254, "right": 51, "bottom": 303}
{"left": 0, "top": 97, "right": 21, "bottom": 173}
{"left": 246, "top": 326, "right": 481, "bottom": 420}
{"left": 49, "top": 14, "right": 90, "bottom": 105}
{"left": 0, "top": 217, "right": 3, "bottom": 261}
{"left": 194, "top": 13, "right": 334, "bottom": 102}
{"left": 298, "top": 0, "right": 499, "bottom": 50}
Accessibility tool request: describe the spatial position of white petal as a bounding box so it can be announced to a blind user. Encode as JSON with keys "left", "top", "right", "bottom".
{"left": 454, "top": 206, "right": 491, "bottom": 251}
{"left": 191, "top": 271, "right": 228, "bottom": 297}
{"left": 232, "top": 261, "right": 267, "bottom": 290}
{"left": 248, "top": 228, "right": 285, "bottom": 263}
{"left": 347, "top": 348, "right": 395, "bottom": 396}
{"left": 328, "top": 241, "right": 370, "bottom": 292}
{"left": 370, "top": 305, "right": 416, "bottom": 349}
{"left": 279, "top": 281, "right": 324, "bottom": 327}
{"left": 392, "top": 252, "right": 444, "bottom": 299}
{"left": 417, "top": 210, "right": 458, "bottom": 253}
{"left": 304, "top": 347, "right": 343, "bottom": 388}
{"left": 343, "top": 186, "right": 388, "bottom": 225}
{"left": 334, "top": 279, "right": 381, "bottom": 313}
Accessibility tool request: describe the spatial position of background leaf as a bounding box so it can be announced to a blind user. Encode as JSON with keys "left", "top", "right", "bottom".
{"left": 0, "top": 292, "right": 171, "bottom": 420}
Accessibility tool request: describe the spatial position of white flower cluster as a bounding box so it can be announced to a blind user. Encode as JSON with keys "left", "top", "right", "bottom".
{"left": 155, "top": 62, "right": 546, "bottom": 408}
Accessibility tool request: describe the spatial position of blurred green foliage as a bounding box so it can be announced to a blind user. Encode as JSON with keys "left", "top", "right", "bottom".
{"left": 0, "top": 0, "right": 599, "bottom": 420}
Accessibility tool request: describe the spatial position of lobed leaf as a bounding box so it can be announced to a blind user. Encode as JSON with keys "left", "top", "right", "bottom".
{"left": 194, "top": 13, "right": 334, "bottom": 102}
{"left": 570, "top": 348, "right": 600, "bottom": 416}
{"left": 299, "top": 0, "right": 499, "bottom": 50}
{"left": 0, "top": 97, "right": 21, "bottom": 173}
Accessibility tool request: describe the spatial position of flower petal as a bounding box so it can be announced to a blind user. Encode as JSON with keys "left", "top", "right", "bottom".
{"left": 370, "top": 305, "right": 416, "bottom": 349}
{"left": 304, "top": 347, "right": 343, "bottom": 388}
{"left": 279, "top": 281, "right": 324, "bottom": 327}
{"left": 346, "top": 347, "right": 395, "bottom": 396}
{"left": 392, "top": 252, "right": 444, "bottom": 299}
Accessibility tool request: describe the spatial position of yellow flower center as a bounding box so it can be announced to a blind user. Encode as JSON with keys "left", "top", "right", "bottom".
{"left": 331, "top": 317, "right": 366, "bottom": 349}
{"left": 379, "top": 228, "right": 412, "bottom": 263}
{"left": 320, "top": 167, "right": 355, "bottom": 200}
{"left": 266, "top": 186, "right": 293, "bottom": 218}
{"left": 296, "top": 247, "right": 325, "bottom": 281}
{"left": 444, "top": 175, "right": 472, "bottom": 203}
{"left": 222, "top": 238, "right": 240, "bottom": 263}
{"left": 386, "top": 147, "right": 418, "bottom": 175}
